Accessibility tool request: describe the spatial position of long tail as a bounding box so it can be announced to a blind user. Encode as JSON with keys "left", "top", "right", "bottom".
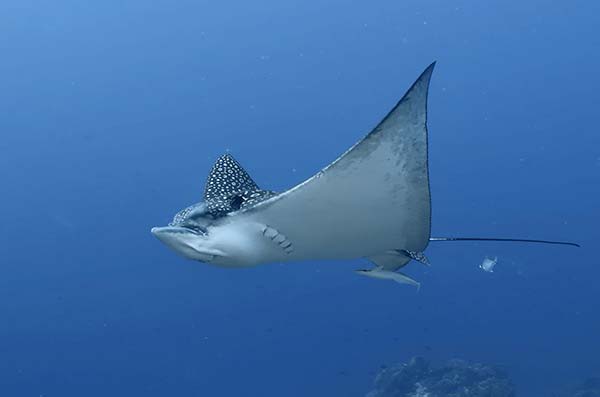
{"left": 429, "top": 237, "right": 580, "bottom": 248}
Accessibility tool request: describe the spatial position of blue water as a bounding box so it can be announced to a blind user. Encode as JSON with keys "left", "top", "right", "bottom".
{"left": 1, "top": 1, "right": 598, "bottom": 396}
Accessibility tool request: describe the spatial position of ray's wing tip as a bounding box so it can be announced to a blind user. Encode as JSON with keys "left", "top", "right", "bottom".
{"left": 420, "top": 61, "right": 437, "bottom": 80}
{"left": 405, "top": 61, "right": 436, "bottom": 98}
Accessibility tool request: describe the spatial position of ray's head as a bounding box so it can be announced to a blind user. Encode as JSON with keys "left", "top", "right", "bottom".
{"left": 151, "top": 153, "right": 277, "bottom": 265}
{"left": 151, "top": 202, "right": 218, "bottom": 263}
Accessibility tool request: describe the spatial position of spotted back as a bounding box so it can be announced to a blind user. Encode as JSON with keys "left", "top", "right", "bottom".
{"left": 203, "top": 154, "right": 276, "bottom": 216}
{"left": 204, "top": 154, "right": 259, "bottom": 200}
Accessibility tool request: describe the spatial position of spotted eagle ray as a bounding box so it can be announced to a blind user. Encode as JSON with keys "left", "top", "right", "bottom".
{"left": 151, "top": 63, "right": 579, "bottom": 287}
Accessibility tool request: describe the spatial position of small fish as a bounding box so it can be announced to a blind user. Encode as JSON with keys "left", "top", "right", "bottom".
{"left": 479, "top": 256, "right": 498, "bottom": 272}
{"left": 355, "top": 268, "right": 420, "bottom": 289}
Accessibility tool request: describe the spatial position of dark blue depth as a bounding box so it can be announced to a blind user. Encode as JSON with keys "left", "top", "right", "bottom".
{"left": 0, "top": 1, "right": 598, "bottom": 396}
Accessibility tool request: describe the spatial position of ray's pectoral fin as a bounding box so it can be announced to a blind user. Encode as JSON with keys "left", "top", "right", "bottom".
{"left": 203, "top": 154, "right": 277, "bottom": 216}
{"left": 204, "top": 154, "right": 260, "bottom": 201}
{"left": 261, "top": 224, "right": 294, "bottom": 254}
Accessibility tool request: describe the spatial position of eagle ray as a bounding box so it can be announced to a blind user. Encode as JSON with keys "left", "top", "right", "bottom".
{"left": 151, "top": 63, "right": 578, "bottom": 286}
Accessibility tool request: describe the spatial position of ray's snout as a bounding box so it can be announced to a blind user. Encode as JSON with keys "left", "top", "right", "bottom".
{"left": 151, "top": 226, "right": 217, "bottom": 263}
{"left": 150, "top": 226, "right": 196, "bottom": 246}
{"left": 150, "top": 226, "right": 179, "bottom": 247}
{"left": 150, "top": 226, "right": 170, "bottom": 241}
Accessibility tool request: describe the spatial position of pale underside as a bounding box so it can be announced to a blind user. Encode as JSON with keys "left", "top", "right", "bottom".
{"left": 219, "top": 64, "right": 435, "bottom": 266}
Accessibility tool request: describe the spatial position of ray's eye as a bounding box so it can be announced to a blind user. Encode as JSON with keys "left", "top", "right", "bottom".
{"left": 230, "top": 195, "right": 244, "bottom": 210}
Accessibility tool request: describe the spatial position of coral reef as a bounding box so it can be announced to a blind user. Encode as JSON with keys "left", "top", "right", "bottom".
{"left": 366, "top": 356, "right": 515, "bottom": 397}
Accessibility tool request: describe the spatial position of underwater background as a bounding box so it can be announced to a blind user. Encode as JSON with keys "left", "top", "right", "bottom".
{"left": 1, "top": 0, "right": 598, "bottom": 396}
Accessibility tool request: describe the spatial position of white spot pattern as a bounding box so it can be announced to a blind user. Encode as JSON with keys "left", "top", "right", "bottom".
{"left": 204, "top": 154, "right": 258, "bottom": 200}
{"left": 203, "top": 154, "right": 276, "bottom": 216}
{"left": 170, "top": 203, "right": 206, "bottom": 226}
{"left": 402, "top": 250, "right": 430, "bottom": 266}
